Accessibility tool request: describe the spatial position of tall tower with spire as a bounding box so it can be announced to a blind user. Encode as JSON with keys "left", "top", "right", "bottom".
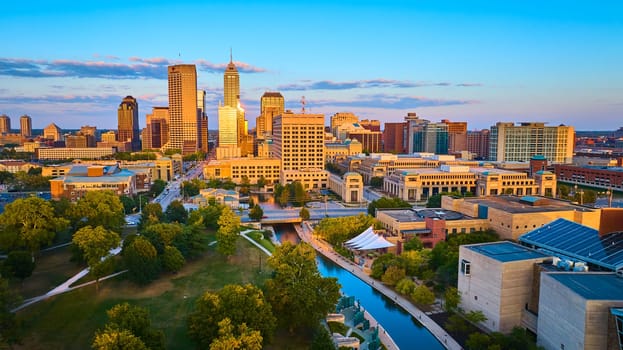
{"left": 224, "top": 50, "right": 240, "bottom": 109}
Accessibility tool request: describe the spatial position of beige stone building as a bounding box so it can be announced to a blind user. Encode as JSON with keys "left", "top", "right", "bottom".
{"left": 49, "top": 164, "right": 136, "bottom": 201}
{"left": 256, "top": 92, "right": 284, "bottom": 138}
{"left": 325, "top": 139, "right": 362, "bottom": 163}
{"left": 327, "top": 172, "right": 364, "bottom": 203}
{"left": 20, "top": 115, "right": 32, "bottom": 138}
{"left": 204, "top": 157, "right": 281, "bottom": 185}
{"left": 43, "top": 123, "right": 63, "bottom": 142}
{"left": 458, "top": 242, "right": 553, "bottom": 333}
{"left": 273, "top": 112, "right": 328, "bottom": 190}
{"left": 383, "top": 165, "right": 477, "bottom": 201}
{"left": 443, "top": 195, "right": 601, "bottom": 240}
{"left": 36, "top": 147, "right": 116, "bottom": 160}
{"left": 0, "top": 160, "right": 38, "bottom": 173}
{"left": 472, "top": 167, "right": 556, "bottom": 197}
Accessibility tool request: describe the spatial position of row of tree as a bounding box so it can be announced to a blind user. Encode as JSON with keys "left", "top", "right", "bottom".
{"left": 274, "top": 181, "right": 309, "bottom": 207}
{"left": 0, "top": 168, "right": 51, "bottom": 192}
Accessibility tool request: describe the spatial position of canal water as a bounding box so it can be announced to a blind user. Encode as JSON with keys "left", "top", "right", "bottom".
{"left": 273, "top": 224, "right": 444, "bottom": 350}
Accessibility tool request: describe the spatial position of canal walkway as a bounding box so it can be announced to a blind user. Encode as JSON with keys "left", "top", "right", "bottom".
{"left": 296, "top": 222, "right": 463, "bottom": 350}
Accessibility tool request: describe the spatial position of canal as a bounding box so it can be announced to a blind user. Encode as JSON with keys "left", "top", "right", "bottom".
{"left": 273, "top": 224, "right": 444, "bottom": 350}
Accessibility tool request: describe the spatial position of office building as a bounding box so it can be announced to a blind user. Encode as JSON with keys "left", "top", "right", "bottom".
{"left": 348, "top": 129, "right": 382, "bottom": 153}
{"left": 359, "top": 119, "right": 381, "bottom": 132}
{"left": 442, "top": 119, "right": 467, "bottom": 154}
{"left": 330, "top": 112, "right": 359, "bottom": 136}
{"left": 36, "top": 147, "right": 115, "bottom": 160}
{"left": 216, "top": 104, "right": 240, "bottom": 159}
{"left": 555, "top": 164, "right": 623, "bottom": 193}
{"left": 0, "top": 114, "right": 11, "bottom": 134}
{"left": 167, "top": 64, "right": 199, "bottom": 154}
{"left": 256, "top": 92, "right": 284, "bottom": 138}
{"left": 43, "top": 123, "right": 63, "bottom": 142}
{"left": 204, "top": 157, "right": 281, "bottom": 185}
{"left": 20, "top": 115, "right": 32, "bottom": 138}
{"left": 489, "top": 122, "right": 574, "bottom": 163}
{"left": 49, "top": 164, "right": 136, "bottom": 201}
{"left": 273, "top": 111, "right": 328, "bottom": 189}
{"left": 406, "top": 113, "right": 449, "bottom": 154}
{"left": 198, "top": 90, "right": 208, "bottom": 153}
{"left": 383, "top": 122, "right": 408, "bottom": 154}
{"left": 328, "top": 172, "right": 364, "bottom": 203}
{"left": 117, "top": 96, "right": 140, "bottom": 151}
{"left": 467, "top": 129, "right": 490, "bottom": 160}
{"left": 143, "top": 107, "right": 169, "bottom": 151}
{"left": 325, "top": 139, "right": 363, "bottom": 163}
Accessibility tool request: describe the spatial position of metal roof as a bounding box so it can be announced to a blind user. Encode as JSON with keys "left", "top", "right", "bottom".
{"left": 466, "top": 241, "right": 551, "bottom": 263}
{"left": 519, "top": 218, "right": 623, "bottom": 271}
{"left": 546, "top": 273, "right": 623, "bottom": 300}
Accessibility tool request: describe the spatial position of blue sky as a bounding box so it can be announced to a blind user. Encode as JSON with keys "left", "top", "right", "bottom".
{"left": 1, "top": 0, "right": 621, "bottom": 131}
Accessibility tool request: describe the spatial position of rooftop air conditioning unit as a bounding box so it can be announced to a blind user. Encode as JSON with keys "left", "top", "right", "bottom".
{"left": 552, "top": 256, "right": 561, "bottom": 266}
{"left": 617, "top": 268, "right": 623, "bottom": 279}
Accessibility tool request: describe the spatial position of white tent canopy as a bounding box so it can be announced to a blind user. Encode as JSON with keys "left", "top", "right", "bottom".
{"left": 344, "top": 226, "right": 394, "bottom": 250}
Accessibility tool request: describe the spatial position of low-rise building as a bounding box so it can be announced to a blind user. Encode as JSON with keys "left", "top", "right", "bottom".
{"left": 443, "top": 195, "right": 601, "bottom": 240}
{"left": 472, "top": 167, "right": 556, "bottom": 197}
{"left": 204, "top": 157, "right": 281, "bottom": 185}
{"left": 0, "top": 160, "right": 38, "bottom": 173}
{"left": 49, "top": 164, "right": 136, "bottom": 201}
{"left": 191, "top": 188, "right": 239, "bottom": 208}
{"left": 327, "top": 172, "right": 364, "bottom": 203}
{"left": 383, "top": 165, "right": 477, "bottom": 201}
{"left": 555, "top": 164, "right": 623, "bottom": 192}
{"left": 325, "top": 139, "right": 362, "bottom": 163}
{"left": 36, "top": 147, "right": 116, "bottom": 160}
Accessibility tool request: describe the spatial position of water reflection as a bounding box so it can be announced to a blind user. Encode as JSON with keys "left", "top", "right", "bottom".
{"left": 273, "top": 224, "right": 443, "bottom": 350}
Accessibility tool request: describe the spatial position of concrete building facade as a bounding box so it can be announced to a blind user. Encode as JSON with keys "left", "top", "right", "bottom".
{"left": 167, "top": 64, "right": 198, "bottom": 154}
{"left": 328, "top": 172, "right": 364, "bottom": 203}
{"left": 489, "top": 122, "right": 574, "bottom": 163}
{"left": 117, "top": 96, "right": 140, "bottom": 151}
{"left": 20, "top": 115, "right": 32, "bottom": 138}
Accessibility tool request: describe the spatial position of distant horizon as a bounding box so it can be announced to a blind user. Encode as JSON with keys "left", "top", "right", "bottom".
{"left": 1, "top": 1, "right": 621, "bottom": 131}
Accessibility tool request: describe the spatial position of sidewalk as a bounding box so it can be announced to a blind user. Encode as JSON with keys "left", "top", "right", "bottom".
{"left": 296, "top": 222, "right": 462, "bottom": 350}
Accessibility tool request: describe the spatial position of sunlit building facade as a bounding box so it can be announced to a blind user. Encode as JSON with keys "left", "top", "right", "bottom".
{"left": 167, "top": 64, "right": 199, "bottom": 154}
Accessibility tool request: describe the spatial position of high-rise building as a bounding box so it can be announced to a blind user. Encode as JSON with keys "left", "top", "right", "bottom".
{"left": 218, "top": 105, "right": 238, "bottom": 146}
{"left": 489, "top": 122, "right": 574, "bottom": 163}
{"left": 359, "top": 119, "right": 381, "bottom": 132}
{"left": 197, "top": 90, "right": 208, "bottom": 153}
{"left": 43, "top": 123, "right": 63, "bottom": 142}
{"left": 117, "top": 96, "right": 140, "bottom": 151}
{"left": 222, "top": 55, "right": 251, "bottom": 156}
{"left": 467, "top": 129, "right": 490, "bottom": 160}
{"left": 256, "top": 92, "right": 284, "bottom": 138}
{"left": 441, "top": 119, "right": 468, "bottom": 153}
{"left": 167, "top": 64, "right": 199, "bottom": 154}
{"left": 383, "top": 122, "right": 408, "bottom": 154}
{"left": 79, "top": 125, "right": 97, "bottom": 147}
{"left": 330, "top": 112, "right": 359, "bottom": 137}
{"left": 20, "top": 115, "right": 32, "bottom": 138}
{"left": 0, "top": 114, "right": 11, "bottom": 134}
{"left": 273, "top": 111, "right": 328, "bottom": 189}
{"left": 143, "top": 107, "right": 169, "bottom": 150}
{"left": 101, "top": 131, "right": 117, "bottom": 143}
{"left": 406, "top": 113, "right": 448, "bottom": 154}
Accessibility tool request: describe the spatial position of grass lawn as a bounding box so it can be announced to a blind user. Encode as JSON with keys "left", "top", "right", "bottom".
{"left": 15, "top": 237, "right": 274, "bottom": 350}
{"left": 247, "top": 230, "right": 276, "bottom": 253}
{"left": 15, "top": 245, "right": 83, "bottom": 299}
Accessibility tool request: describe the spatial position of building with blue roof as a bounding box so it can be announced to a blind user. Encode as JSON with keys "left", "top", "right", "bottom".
{"left": 49, "top": 163, "right": 136, "bottom": 201}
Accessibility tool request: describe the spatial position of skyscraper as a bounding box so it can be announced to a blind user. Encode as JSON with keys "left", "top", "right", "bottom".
{"left": 405, "top": 113, "right": 449, "bottom": 154}
{"left": 143, "top": 107, "right": 169, "bottom": 150}
{"left": 383, "top": 122, "right": 408, "bottom": 153}
{"left": 20, "top": 115, "right": 32, "bottom": 138}
{"left": 197, "top": 90, "right": 209, "bottom": 153}
{"left": 117, "top": 96, "right": 140, "bottom": 151}
{"left": 256, "top": 92, "right": 285, "bottom": 138}
{"left": 167, "top": 65, "right": 199, "bottom": 154}
{"left": 467, "top": 129, "right": 490, "bottom": 160}
{"left": 224, "top": 55, "right": 240, "bottom": 109}
{"left": 0, "top": 115, "right": 11, "bottom": 134}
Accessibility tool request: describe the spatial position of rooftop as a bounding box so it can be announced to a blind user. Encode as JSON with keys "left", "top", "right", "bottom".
{"left": 466, "top": 241, "right": 551, "bottom": 263}
{"left": 519, "top": 218, "right": 623, "bottom": 271}
{"left": 462, "top": 195, "right": 596, "bottom": 214}
{"left": 380, "top": 208, "right": 464, "bottom": 222}
{"left": 546, "top": 272, "right": 623, "bottom": 300}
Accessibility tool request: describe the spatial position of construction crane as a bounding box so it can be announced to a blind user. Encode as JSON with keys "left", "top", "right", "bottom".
{"left": 300, "top": 96, "right": 306, "bottom": 114}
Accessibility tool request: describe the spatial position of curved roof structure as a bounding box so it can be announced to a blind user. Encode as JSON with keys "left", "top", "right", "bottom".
{"left": 344, "top": 226, "right": 394, "bottom": 250}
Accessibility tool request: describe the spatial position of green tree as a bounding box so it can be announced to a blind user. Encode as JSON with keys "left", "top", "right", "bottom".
{"left": 299, "top": 206, "right": 310, "bottom": 220}
{"left": 123, "top": 236, "right": 160, "bottom": 285}
{"left": 403, "top": 236, "right": 424, "bottom": 251}
{"left": 466, "top": 332, "right": 491, "bottom": 350}
{"left": 277, "top": 185, "right": 290, "bottom": 208}
{"left": 208, "top": 318, "right": 263, "bottom": 350}
{"left": 92, "top": 327, "right": 148, "bottom": 350}
{"left": 370, "top": 253, "right": 405, "bottom": 279}
{"left": 381, "top": 265, "right": 406, "bottom": 286}
{"left": 0, "top": 171, "right": 14, "bottom": 185}
{"left": 72, "top": 226, "right": 120, "bottom": 291}
{"left": 164, "top": 200, "right": 188, "bottom": 224}
{"left": 188, "top": 284, "right": 276, "bottom": 347}
{"left": 292, "top": 181, "right": 308, "bottom": 206}
{"left": 119, "top": 195, "right": 136, "bottom": 215}
{"left": 443, "top": 286, "right": 461, "bottom": 312}
{"left": 248, "top": 204, "right": 264, "bottom": 221}
{"left": 191, "top": 201, "right": 225, "bottom": 230}
{"left": 162, "top": 245, "right": 185, "bottom": 273}
{"left": 142, "top": 223, "right": 184, "bottom": 254}
{"left": 411, "top": 284, "right": 435, "bottom": 305}
{"left": 465, "top": 310, "right": 487, "bottom": 324}
{"left": 103, "top": 302, "right": 165, "bottom": 350}
{"left": 139, "top": 202, "right": 164, "bottom": 230}
{"left": 310, "top": 324, "right": 336, "bottom": 350}
{"left": 4, "top": 250, "right": 35, "bottom": 281}
{"left": 71, "top": 191, "right": 125, "bottom": 232}
{"left": 216, "top": 207, "right": 240, "bottom": 256}
{"left": 256, "top": 176, "right": 266, "bottom": 189}
{"left": 314, "top": 214, "right": 377, "bottom": 245}
{"left": 239, "top": 176, "right": 251, "bottom": 196}
{"left": 0, "top": 277, "right": 22, "bottom": 348}
{"left": 150, "top": 179, "right": 167, "bottom": 197}
{"left": 367, "top": 197, "right": 411, "bottom": 216}
{"left": 369, "top": 176, "right": 384, "bottom": 188}
{"left": 445, "top": 314, "right": 468, "bottom": 333}
{"left": 265, "top": 242, "right": 340, "bottom": 332}
{"left": 401, "top": 249, "right": 431, "bottom": 277}
{"left": 395, "top": 278, "right": 416, "bottom": 295}
{"left": 0, "top": 196, "right": 69, "bottom": 254}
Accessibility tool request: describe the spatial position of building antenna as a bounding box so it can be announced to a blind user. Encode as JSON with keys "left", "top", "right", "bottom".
{"left": 301, "top": 96, "right": 306, "bottom": 114}
{"left": 230, "top": 47, "right": 233, "bottom": 63}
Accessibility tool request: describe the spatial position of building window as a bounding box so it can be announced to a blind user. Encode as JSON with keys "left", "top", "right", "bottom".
{"left": 461, "top": 259, "right": 471, "bottom": 276}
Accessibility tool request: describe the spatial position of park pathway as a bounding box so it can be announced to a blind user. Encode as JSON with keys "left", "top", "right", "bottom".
{"left": 296, "top": 222, "right": 463, "bottom": 350}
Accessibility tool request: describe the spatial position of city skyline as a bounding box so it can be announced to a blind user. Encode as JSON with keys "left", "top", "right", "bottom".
{"left": 1, "top": 1, "right": 622, "bottom": 131}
